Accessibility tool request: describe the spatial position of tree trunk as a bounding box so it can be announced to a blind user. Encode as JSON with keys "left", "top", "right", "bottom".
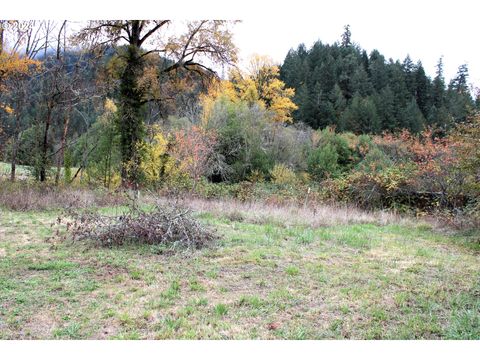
{"left": 0, "top": 21, "right": 4, "bottom": 55}
{"left": 10, "top": 133, "right": 19, "bottom": 182}
{"left": 118, "top": 37, "right": 145, "bottom": 189}
{"left": 55, "top": 107, "right": 71, "bottom": 185}
{"left": 40, "top": 104, "right": 52, "bottom": 182}
{"left": 10, "top": 97, "right": 24, "bottom": 182}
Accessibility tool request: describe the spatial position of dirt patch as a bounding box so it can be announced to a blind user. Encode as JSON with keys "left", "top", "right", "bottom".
{"left": 21, "top": 310, "right": 58, "bottom": 339}
{"left": 94, "top": 264, "right": 128, "bottom": 279}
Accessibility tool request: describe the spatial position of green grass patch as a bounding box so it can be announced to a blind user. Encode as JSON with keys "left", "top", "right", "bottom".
{"left": 0, "top": 205, "right": 479, "bottom": 339}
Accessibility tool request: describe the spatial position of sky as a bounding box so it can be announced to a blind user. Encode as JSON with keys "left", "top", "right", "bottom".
{"left": 3, "top": 0, "right": 479, "bottom": 88}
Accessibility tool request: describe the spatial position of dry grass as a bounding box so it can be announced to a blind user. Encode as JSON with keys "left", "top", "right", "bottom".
{"left": 172, "top": 196, "right": 411, "bottom": 228}
{"left": 0, "top": 181, "right": 125, "bottom": 211}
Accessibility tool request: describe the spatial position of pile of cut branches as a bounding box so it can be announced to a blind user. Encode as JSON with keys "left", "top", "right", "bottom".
{"left": 55, "top": 200, "right": 216, "bottom": 249}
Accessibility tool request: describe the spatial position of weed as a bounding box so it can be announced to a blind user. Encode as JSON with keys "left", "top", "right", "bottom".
{"left": 214, "top": 304, "right": 228, "bottom": 316}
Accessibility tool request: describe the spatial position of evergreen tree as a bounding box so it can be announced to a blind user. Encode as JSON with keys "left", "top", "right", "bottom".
{"left": 369, "top": 50, "right": 388, "bottom": 91}
{"left": 352, "top": 67, "right": 373, "bottom": 97}
{"left": 446, "top": 64, "right": 474, "bottom": 123}
{"left": 388, "top": 61, "right": 410, "bottom": 129}
{"left": 414, "top": 62, "right": 431, "bottom": 118}
{"left": 341, "top": 24, "right": 352, "bottom": 47}
{"left": 402, "top": 98, "right": 426, "bottom": 133}
{"left": 373, "top": 86, "right": 395, "bottom": 131}
{"left": 403, "top": 55, "right": 417, "bottom": 97}
{"left": 280, "top": 49, "right": 302, "bottom": 89}
{"left": 295, "top": 83, "right": 313, "bottom": 126}
{"left": 330, "top": 84, "right": 347, "bottom": 130}
{"left": 431, "top": 57, "right": 446, "bottom": 109}
{"left": 361, "top": 50, "right": 369, "bottom": 73}
{"left": 449, "top": 64, "right": 470, "bottom": 94}
{"left": 337, "top": 52, "right": 358, "bottom": 100}
{"left": 342, "top": 93, "right": 380, "bottom": 133}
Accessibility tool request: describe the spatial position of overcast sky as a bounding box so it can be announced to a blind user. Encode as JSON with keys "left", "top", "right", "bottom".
{"left": 5, "top": 0, "right": 479, "bottom": 88}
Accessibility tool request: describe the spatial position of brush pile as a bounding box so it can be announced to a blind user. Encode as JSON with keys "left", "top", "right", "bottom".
{"left": 56, "top": 200, "right": 216, "bottom": 249}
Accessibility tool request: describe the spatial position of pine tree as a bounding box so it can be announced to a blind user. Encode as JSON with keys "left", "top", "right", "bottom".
{"left": 389, "top": 61, "right": 410, "bottom": 129}
{"left": 402, "top": 98, "right": 426, "bottom": 133}
{"left": 414, "top": 62, "right": 431, "bottom": 118}
{"left": 432, "top": 57, "right": 446, "bottom": 109}
{"left": 373, "top": 86, "right": 395, "bottom": 131}
{"left": 337, "top": 52, "right": 357, "bottom": 100}
{"left": 369, "top": 50, "right": 388, "bottom": 91}
{"left": 446, "top": 64, "right": 474, "bottom": 123}
{"left": 342, "top": 93, "right": 380, "bottom": 133}
{"left": 295, "top": 83, "right": 313, "bottom": 126}
{"left": 403, "top": 55, "right": 417, "bottom": 97}
{"left": 280, "top": 49, "right": 302, "bottom": 88}
{"left": 330, "top": 84, "right": 347, "bottom": 130}
{"left": 449, "top": 64, "right": 470, "bottom": 94}
{"left": 341, "top": 24, "right": 352, "bottom": 47}
{"left": 352, "top": 67, "right": 373, "bottom": 97}
{"left": 278, "top": 36, "right": 457, "bottom": 134}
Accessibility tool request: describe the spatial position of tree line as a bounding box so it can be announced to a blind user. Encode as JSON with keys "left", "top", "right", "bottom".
{"left": 280, "top": 25, "right": 478, "bottom": 134}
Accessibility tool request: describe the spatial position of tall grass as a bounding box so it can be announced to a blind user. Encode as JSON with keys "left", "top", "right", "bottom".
{"left": 0, "top": 180, "right": 125, "bottom": 211}
{"left": 169, "top": 196, "right": 409, "bottom": 228}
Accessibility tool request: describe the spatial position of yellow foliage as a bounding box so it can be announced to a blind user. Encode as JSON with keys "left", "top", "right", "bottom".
{"left": 238, "top": 78, "right": 261, "bottom": 106}
{"left": 270, "top": 163, "right": 298, "bottom": 186}
{"left": 0, "top": 104, "right": 14, "bottom": 114}
{"left": 108, "top": 172, "right": 122, "bottom": 189}
{"left": 140, "top": 125, "right": 192, "bottom": 187}
{"left": 247, "top": 55, "right": 298, "bottom": 123}
{"left": 201, "top": 55, "right": 298, "bottom": 124}
{"left": 297, "top": 171, "right": 311, "bottom": 184}
{"left": 247, "top": 169, "right": 265, "bottom": 183}
{"left": 104, "top": 98, "right": 117, "bottom": 114}
{"left": 0, "top": 52, "right": 41, "bottom": 83}
{"left": 269, "top": 92, "right": 298, "bottom": 123}
{"left": 140, "top": 126, "right": 169, "bottom": 183}
{"left": 200, "top": 79, "right": 239, "bottom": 125}
{"left": 137, "top": 64, "right": 161, "bottom": 98}
{"left": 0, "top": 50, "right": 41, "bottom": 117}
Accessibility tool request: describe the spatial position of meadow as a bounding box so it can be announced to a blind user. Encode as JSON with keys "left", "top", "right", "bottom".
{"left": 1, "top": 195, "right": 478, "bottom": 339}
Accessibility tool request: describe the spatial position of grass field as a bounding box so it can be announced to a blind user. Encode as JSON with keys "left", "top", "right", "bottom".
{"left": 0, "top": 162, "right": 76, "bottom": 181}
{"left": 0, "top": 162, "right": 31, "bottom": 180}
{"left": 0, "top": 199, "right": 479, "bottom": 339}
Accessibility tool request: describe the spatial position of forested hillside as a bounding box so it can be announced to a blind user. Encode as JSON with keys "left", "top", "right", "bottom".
{"left": 280, "top": 26, "right": 477, "bottom": 133}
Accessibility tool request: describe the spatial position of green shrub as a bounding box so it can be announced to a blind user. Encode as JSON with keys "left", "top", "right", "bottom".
{"left": 356, "top": 146, "right": 393, "bottom": 173}
{"left": 321, "top": 163, "right": 418, "bottom": 209}
{"left": 195, "top": 180, "right": 239, "bottom": 199}
{"left": 307, "top": 143, "right": 340, "bottom": 181}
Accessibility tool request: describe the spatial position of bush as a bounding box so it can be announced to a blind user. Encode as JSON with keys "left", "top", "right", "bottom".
{"left": 195, "top": 180, "right": 239, "bottom": 199}
{"left": 307, "top": 143, "right": 340, "bottom": 181}
{"left": 270, "top": 163, "right": 297, "bottom": 186}
{"left": 356, "top": 146, "right": 393, "bottom": 173}
{"left": 313, "top": 128, "right": 357, "bottom": 170}
{"left": 320, "top": 163, "right": 419, "bottom": 210}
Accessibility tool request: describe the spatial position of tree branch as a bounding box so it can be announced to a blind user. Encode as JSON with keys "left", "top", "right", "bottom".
{"left": 139, "top": 20, "right": 170, "bottom": 46}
